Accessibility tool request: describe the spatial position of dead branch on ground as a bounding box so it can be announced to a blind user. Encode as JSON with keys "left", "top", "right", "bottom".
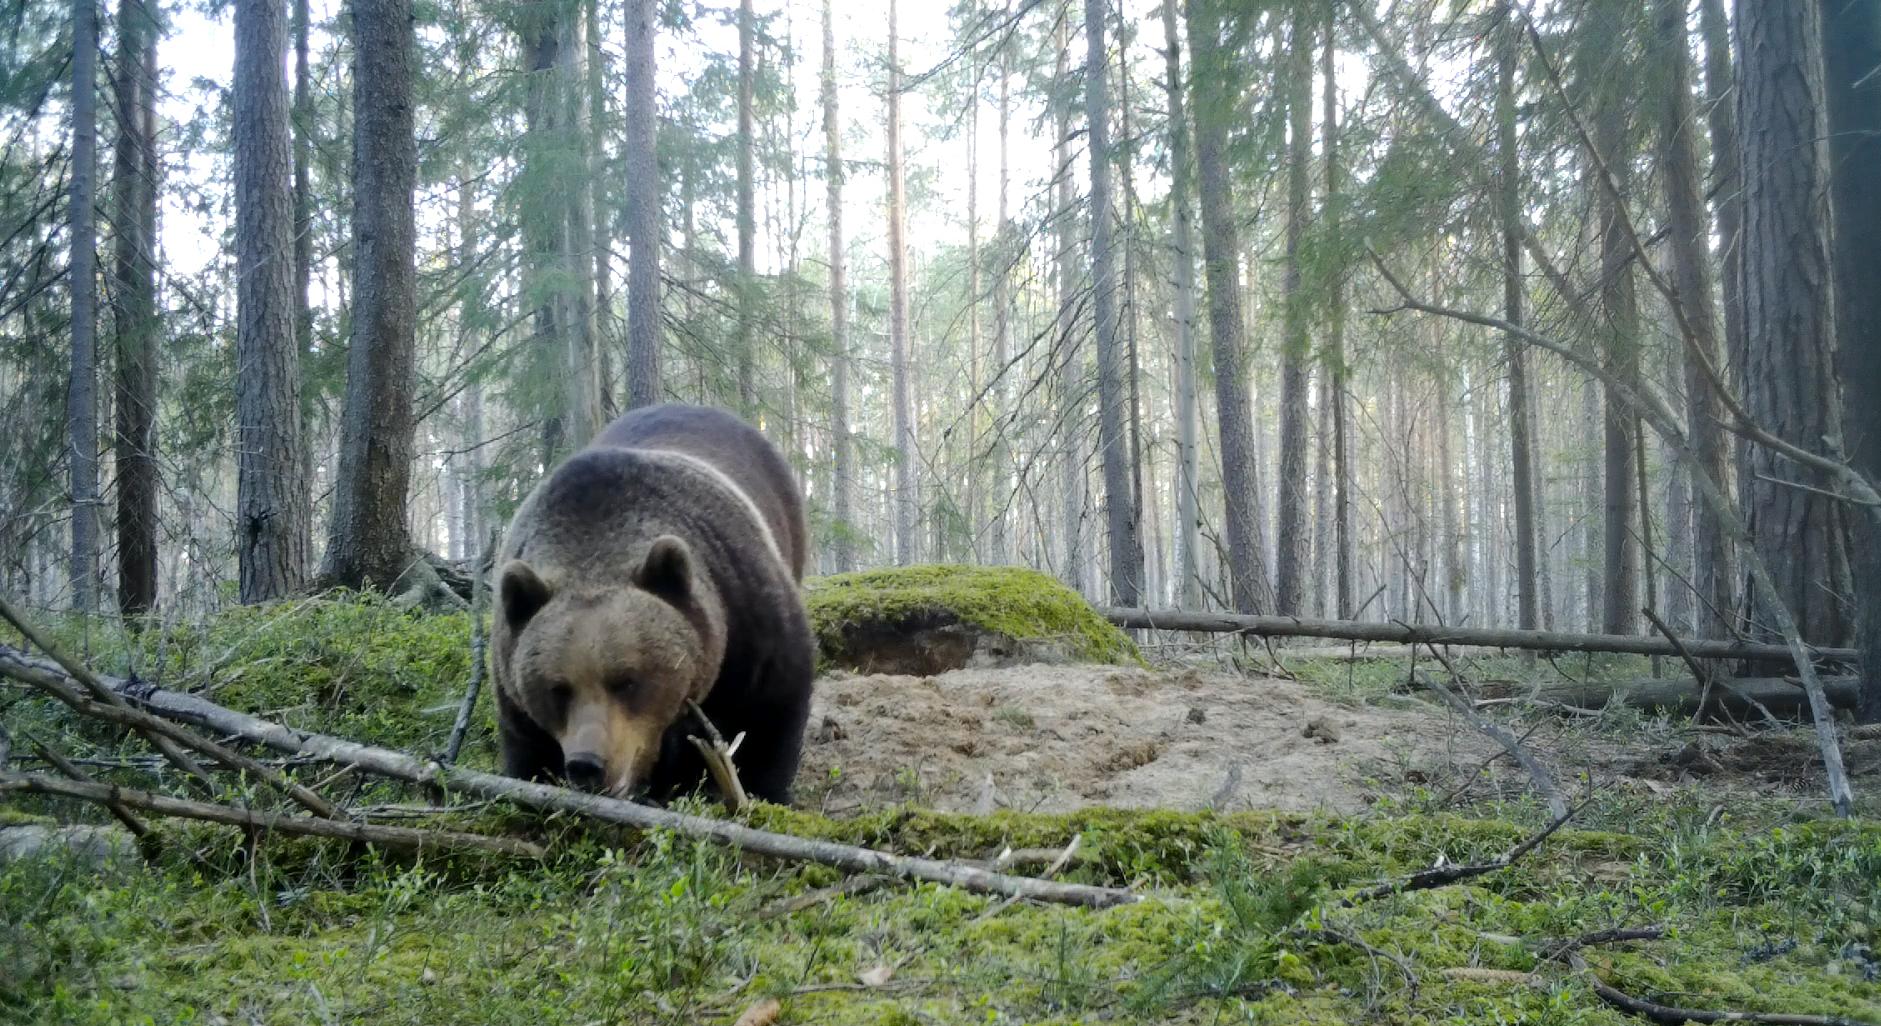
{"left": 1339, "top": 801, "right": 1583, "bottom": 908}
{"left": 686, "top": 698, "right": 751, "bottom": 813}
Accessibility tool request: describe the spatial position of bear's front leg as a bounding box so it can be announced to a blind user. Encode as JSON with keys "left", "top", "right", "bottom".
{"left": 496, "top": 689, "right": 564, "bottom": 783}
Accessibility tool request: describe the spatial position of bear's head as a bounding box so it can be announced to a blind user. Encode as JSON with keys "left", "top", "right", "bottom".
{"left": 498, "top": 535, "right": 718, "bottom": 795}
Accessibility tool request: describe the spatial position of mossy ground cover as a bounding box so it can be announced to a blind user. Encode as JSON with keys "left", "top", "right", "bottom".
{"left": 4, "top": 597, "right": 1878, "bottom": 1024}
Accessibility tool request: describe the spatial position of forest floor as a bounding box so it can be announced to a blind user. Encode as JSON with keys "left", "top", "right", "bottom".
{"left": 5, "top": 599, "right": 1881, "bottom": 1025}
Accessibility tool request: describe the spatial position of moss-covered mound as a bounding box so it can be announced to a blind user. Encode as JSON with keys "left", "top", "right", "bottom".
{"left": 806, "top": 564, "right": 1139, "bottom": 674}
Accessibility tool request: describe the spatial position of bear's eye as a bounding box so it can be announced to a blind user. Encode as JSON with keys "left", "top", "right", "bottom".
{"left": 548, "top": 681, "right": 574, "bottom": 710}
{"left": 605, "top": 673, "right": 637, "bottom": 697}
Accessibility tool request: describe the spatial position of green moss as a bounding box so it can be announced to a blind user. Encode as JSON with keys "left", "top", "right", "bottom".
{"left": 805, "top": 564, "right": 1139, "bottom": 669}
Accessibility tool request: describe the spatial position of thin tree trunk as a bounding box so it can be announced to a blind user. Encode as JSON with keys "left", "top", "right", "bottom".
{"left": 1653, "top": 0, "right": 1737, "bottom": 640}
{"left": 1590, "top": 0, "right": 1640, "bottom": 636}
{"left": 320, "top": 0, "right": 417, "bottom": 592}
{"left": 522, "top": 21, "right": 566, "bottom": 462}
{"left": 1274, "top": 1, "right": 1314, "bottom": 615}
{"left": 736, "top": 0, "right": 757, "bottom": 416}
{"left": 586, "top": 0, "right": 614, "bottom": 411}
{"left": 1737, "top": 0, "right": 1853, "bottom": 648}
{"left": 624, "top": 0, "right": 661, "bottom": 408}
{"left": 1186, "top": 0, "right": 1273, "bottom": 614}
{"left": 1085, "top": 0, "right": 1141, "bottom": 605}
{"left": 111, "top": 0, "right": 159, "bottom": 617}
{"left": 1323, "top": 8, "right": 1353, "bottom": 619}
{"left": 560, "top": 13, "right": 602, "bottom": 439}
{"left": 1054, "top": 24, "right": 1085, "bottom": 594}
{"left": 821, "top": 0, "right": 853, "bottom": 573}
{"left": 1697, "top": 0, "right": 1745, "bottom": 396}
{"left": 1498, "top": 4, "right": 1541, "bottom": 632}
{"left": 234, "top": 0, "right": 309, "bottom": 603}
{"left": 1161, "top": 0, "right": 1201, "bottom": 610}
{"left": 66, "top": 0, "right": 100, "bottom": 612}
{"left": 886, "top": 0, "right": 916, "bottom": 565}
{"left": 292, "top": 0, "right": 314, "bottom": 521}
{"left": 1823, "top": 0, "right": 1881, "bottom": 721}
{"left": 965, "top": 72, "right": 982, "bottom": 563}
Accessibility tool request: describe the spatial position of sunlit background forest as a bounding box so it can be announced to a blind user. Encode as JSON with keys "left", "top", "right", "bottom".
{"left": 2, "top": 0, "right": 1877, "bottom": 670}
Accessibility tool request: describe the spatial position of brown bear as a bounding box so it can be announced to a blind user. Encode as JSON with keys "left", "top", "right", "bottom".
{"left": 490, "top": 404, "right": 814, "bottom": 805}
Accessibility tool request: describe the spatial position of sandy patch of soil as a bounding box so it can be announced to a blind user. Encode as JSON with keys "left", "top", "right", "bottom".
{"left": 794, "top": 664, "right": 1502, "bottom": 815}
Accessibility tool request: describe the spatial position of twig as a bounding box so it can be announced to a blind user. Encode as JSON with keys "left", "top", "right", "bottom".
{"left": 0, "top": 644, "right": 1139, "bottom": 909}
{"left": 1567, "top": 951, "right": 1877, "bottom": 1026}
{"left": 444, "top": 530, "right": 497, "bottom": 766}
{"left": 1642, "top": 608, "right": 1768, "bottom": 733}
{"left": 0, "top": 771, "right": 544, "bottom": 858}
{"left": 973, "top": 835, "right": 1083, "bottom": 922}
{"left": 686, "top": 699, "right": 751, "bottom": 813}
{"left": 1419, "top": 642, "right": 1569, "bottom": 820}
{"left": 0, "top": 593, "right": 215, "bottom": 787}
{"left": 27, "top": 737, "right": 152, "bottom": 841}
{"left": 1340, "top": 801, "right": 1583, "bottom": 907}
{"left": 1537, "top": 925, "right": 1664, "bottom": 963}
{"left": 758, "top": 874, "right": 892, "bottom": 920}
{"left": 0, "top": 645, "right": 342, "bottom": 819}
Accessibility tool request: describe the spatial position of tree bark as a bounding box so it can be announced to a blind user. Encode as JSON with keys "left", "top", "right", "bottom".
{"left": 1085, "top": 0, "right": 1141, "bottom": 605}
{"left": 1737, "top": 0, "right": 1854, "bottom": 648}
{"left": 1323, "top": 7, "right": 1353, "bottom": 620}
{"left": 1697, "top": 0, "right": 1745, "bottom": 398}
{"left": 1497, "top": 4, "right": 1541, "bottom": 633}
{"left": 736, "top": 0, "right": 757, "bottom": 416}
{"left": 1652, "top": 0, "right": 1738, "bottom": 642}
{"left": 624, "top": 0, "right": 661, "bottom": 408}
{"left": 1161, "top": 0, "right": 1200, "bottom": 610}
{"left": 234, "top": 0, "right": 310, "bottom": 603}
{"left": 1186, "top": 0, "right": 1274, "bottom": 614}
{"left": 66, "top": 0, "right": 100, "bottom": 612}
{"left": 1821, "top": 0, "right": 1881, "bottom": 721}
{"left": 1274, "top": 1, "right": 1314, "bottom": 616}
{"left": 111, "top": 0, "right": 159, "bottom": 617}
{"left": 886, "top": 0, "right": 917, "bottom": 565}
{"left": 320, "top": 0, "right": 418, "bottom": 593}
{"left": 990, "top": 3, "right": 1014, "bottom": 566}
{"left": 559, "top": 12, "right": 602, "bottom": 438}
{"left": 1054, "top": 23, "right": 1085, "bottom": 594}
{"left": 821, "top": 0, "right": 853, "bottom": 573}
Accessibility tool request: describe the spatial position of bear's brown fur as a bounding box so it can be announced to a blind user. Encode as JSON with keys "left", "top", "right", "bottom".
{"left": 490, "top": 404, "right": 814, "bottom": 804}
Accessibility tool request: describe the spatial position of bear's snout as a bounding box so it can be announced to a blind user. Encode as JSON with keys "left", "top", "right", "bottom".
{"left": 564, "top": 752, "right": 607, "bottom": 791}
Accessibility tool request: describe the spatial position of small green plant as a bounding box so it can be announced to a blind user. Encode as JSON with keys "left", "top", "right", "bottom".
{"left": 991, "top": 706, "right": 1035, "bottom": 730}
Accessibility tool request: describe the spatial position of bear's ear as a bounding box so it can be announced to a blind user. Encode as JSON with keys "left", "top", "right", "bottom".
{"left": 635, "top": 534, "right": 694, "bottom": 601}
{"left": 499, "top": 560, "right": 552, "bottom": 630}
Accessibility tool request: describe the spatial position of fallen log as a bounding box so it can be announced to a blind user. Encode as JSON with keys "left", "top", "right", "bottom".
{"left": 0, "top": 644, "right": 1138, "bottom": 909}
{"left": 1524, "top": 676, "right": 1860, "bottom": 718}
{"left": 1101, "top": 607, "right": 1861, "bottom": 664}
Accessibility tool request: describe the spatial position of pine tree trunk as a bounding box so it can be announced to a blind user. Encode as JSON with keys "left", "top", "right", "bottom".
{"left": 1085, "top": 0, "right": 1141, "bottom": 605}
{"left": 1697, "top": 0, "right": 1745, "bottom": 396}
{"left": 234, "top": 0, "right": 309, "bottom": 603}
{"left": 736, "top": 0, "right": 757, "bottom": 416}
{"left": 1737, "top": 0, "right": 1854, "bottom": 647}
{"left": 989, "top": 6, "right": 1013, "bottom": 566}
{"left": 560, "top": 13, "right": 602, "bottom": 439}
{"left": 320, "top": 0, "right": 417, "bottom": 592}
{"left": 965, "top": 79, "right": 983, "bottom": 564}
{"left": 1653, "top": 0, "right": 1738, "bottom": 640}
{"left": 624, "top": 0, "right": 661, "bottom": 408}
{"left": 1186, "top": 0, "right": 1273, "bottom": 614}
{"left": 1273, "top": 2, "right": 1314, "bottom": 615}
{"left": 1497, "top": 4, "right": 1541, "bottom": 632}
{"left": 1822, "top": 0, "right": 1881, "bottom": 722}
{"left": 1590, "top": 0, "right": 1641, "bottom": 636}
{"left": 1322, "top": 11, "right": 1353, "bottom": 619}
{"left": 586, "top": 0, "right": 614, "bottom": 410}
{"left": 1054, "top": 25, "right": 1086, "bottom": 594}
{"left": 111, "top": 0, "right": 159, "bottom": 617}
{"left": 292, "top": 0, "right": 313, "bottom": 526}
{"left": 1159, "top": 0, "right": 1201, "bottom": 610}
{"left": 886, "top": 0, "right": 917, "bottom": 565}
{"left": 821, "top": 0, "right": 853, "bottom": 572}
{"left": 66, "top": 0, "right": 101, "bottom": 612}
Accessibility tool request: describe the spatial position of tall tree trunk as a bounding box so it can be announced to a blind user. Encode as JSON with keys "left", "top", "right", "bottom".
{"left": 1823, "top": 0, "right": 1881, "bottom": 721}
{"left": 1274, "top": 1, "right": 1314, "bottom": 615}
{"left": 624, "top": 0, "right": 661, "bottom": 407}
{"left": 1737, "top": 0, "right": 1853, "bottom": 646}
{"left": 1590, "top": 0, "right": 1640, "bottom": 636}
{"left": 112, "top": 0, "right": 159, "bottom": 617}
{"left": 586, "top": 0, "right": 614, "bottom": 408}
{"left": 965, "top": 71, "right": 983, "bottom": 563}
{"left": 1580, "top": 373, "right": 1601, "bottom": 630}
{"left": 1160, "top": 0, "right": 1201, "bottom": 610}
{"left": 1652, "top": 0, "right": 1738, "bottom": 640}
{"left": 67, "top": 0, "right": 100, "bottom": 612}
{"left": 736, "top": 0, "right": 757, "bottom": 416}
{"left": 821, "top": 0, "right": 853, "bottom": 572}
{"left": 1085, "top": 0, "right": 1141, "bottom": 605}
{"left": 1186, "top": 0, "right": 1274, "bottom": 613}
{"left": 1498, "top": 2, "right": 1541, "bottom": 632}
{"left": 560, "top": 12, "right": 602, "bottom": 438}
{"left": 234, "top": 0, "right": 309, "bottom": 602}
{"left": 320, "top": 0, "right": 417, "bottom": 591}
{"left": 886, "top": 0, "right": 916, "bottom": 565}
{"left": 1697, "top": 0, "right": 1745, "bottom": 396}
{"left": 988, "top": 3, "right": 1014, "bottom": 566}
{"left": 292, "top": 0, "right": 314, "bottom": 518}
{"left": 1323, "top": 6, "right": 1353, "bottom": 619}
{"left": 1054, "top": 24, "right": 1086, "bottom": 594}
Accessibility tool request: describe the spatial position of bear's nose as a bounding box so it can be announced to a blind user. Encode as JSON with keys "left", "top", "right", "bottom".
{"left": 564, "top": 753, "right": 606, "bottom": 791}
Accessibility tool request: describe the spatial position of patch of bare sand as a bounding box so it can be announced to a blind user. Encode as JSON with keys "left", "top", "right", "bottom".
{"left": 793, "top": 664, "right": 1501, "bottom": 815}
